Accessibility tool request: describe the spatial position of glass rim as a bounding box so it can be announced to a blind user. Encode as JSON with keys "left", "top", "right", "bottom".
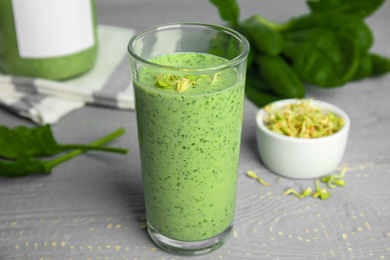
{"left": 127, "top": 22, "right": 250, "bottom": 72}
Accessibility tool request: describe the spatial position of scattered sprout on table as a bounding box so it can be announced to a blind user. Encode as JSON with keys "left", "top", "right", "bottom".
{"left": 284, "top": 187, "right": 313, "bottom": 199}
{"left": 313, "top": 178, "right": 331, "bottom": 200}
{"left": 321, "top": 163, "right": 348, "bottom": 188}
{"left": 249, "top": 164, "right": 348, "bottom": 200}
{"left": 246, "top": 170, "right": 272, "bottom": 186}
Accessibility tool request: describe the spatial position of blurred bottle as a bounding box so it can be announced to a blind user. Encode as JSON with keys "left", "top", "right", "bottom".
{"left": 0, "top": 0, "right": 98, "bottom": 80}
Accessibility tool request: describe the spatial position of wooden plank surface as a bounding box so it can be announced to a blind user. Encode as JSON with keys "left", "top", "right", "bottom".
{"left": 1, "top": 0, "right": 390, "bottom": 259}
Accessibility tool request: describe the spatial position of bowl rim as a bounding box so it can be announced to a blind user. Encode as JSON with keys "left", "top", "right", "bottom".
{"left": 256, "top": 99, "right": 351, "bottom": 143}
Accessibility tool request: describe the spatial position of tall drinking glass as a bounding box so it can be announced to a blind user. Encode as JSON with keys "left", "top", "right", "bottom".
{"left": 128, "top": 23, "right": 249, "bottom": 255}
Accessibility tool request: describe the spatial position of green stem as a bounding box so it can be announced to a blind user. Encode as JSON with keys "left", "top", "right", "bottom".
{"left": 315, "top": 178, "right": 321, "bottom": 190}
{"left": 58, "top": 144, "right": 128, "bottom": 154}
{"left": 284, "top": 189, "right": 302, "bottom": 198}
{"left": 254, "top": 15, "right": 291, "bottom": 31}
{"left": 44, "top": 128, "right": 127, "bottom": 171}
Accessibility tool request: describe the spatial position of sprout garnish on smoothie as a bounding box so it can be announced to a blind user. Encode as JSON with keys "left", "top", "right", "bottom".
{"left": 155, "top": 70, "right": 227, "bottom": 93}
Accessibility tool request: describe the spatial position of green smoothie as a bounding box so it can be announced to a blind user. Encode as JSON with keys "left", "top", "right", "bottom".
{"left": 134, "top": 52, "right": 245, "bottom": 241}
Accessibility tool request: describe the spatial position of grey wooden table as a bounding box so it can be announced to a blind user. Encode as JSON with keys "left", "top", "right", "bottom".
{"left": 1, "top": 1, "right": 390, "bottom": 259}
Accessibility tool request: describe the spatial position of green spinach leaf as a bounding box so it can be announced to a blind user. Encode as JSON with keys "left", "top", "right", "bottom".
{"left": 0, "top": 124, "right": 127, "bottom": 159}
{"left": 208, "top": 30, "right": 240, "bottom": 60}
{"left": 209, "top": 0, "right": 240, "bottom": 27}
{"left": 283, "top": 12, "right": 373, "bottom": 54}
{"left": 283, "top": 28, "right": 360, "bottom": 87}
{"left": 255, "top": 54, "right": 305, "bottom": 98}
{"left": 353, "top": 54, "right": 373, "bottom": 80}
{"left": 238, "top": 14, "right": 283, "bottom": 55}
{"left": 0, "top": 126, "right": 128, "bottom": 177}
{"left": 208, "top": 0, "right": 390, "bottom": 104}
{"left": 307, "top": 0, "right": 386, "bottom": 18}
{"left": 353, "top": 53, "right": 390, "bottom": 80}
{"left": 0, "top": 158, "right": 48, "bottom": 177}
{"left": 245, "top": 82, "right": 283, "bottom": 108}
{"left": 371, "top": 53, "right": 390, "bottom": 76}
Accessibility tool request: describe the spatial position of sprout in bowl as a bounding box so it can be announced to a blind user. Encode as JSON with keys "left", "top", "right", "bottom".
{"left": 255, "top": 99, "right": 350, "bottom": 179}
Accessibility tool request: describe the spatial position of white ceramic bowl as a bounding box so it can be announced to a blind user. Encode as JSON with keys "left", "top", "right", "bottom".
{"left": 255, "top": 99, "right": 350, "bottom": 179}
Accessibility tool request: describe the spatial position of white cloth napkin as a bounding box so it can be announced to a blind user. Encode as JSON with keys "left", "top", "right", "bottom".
{"left": 0, "top": 25, "right": 136, "bottom": 125}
